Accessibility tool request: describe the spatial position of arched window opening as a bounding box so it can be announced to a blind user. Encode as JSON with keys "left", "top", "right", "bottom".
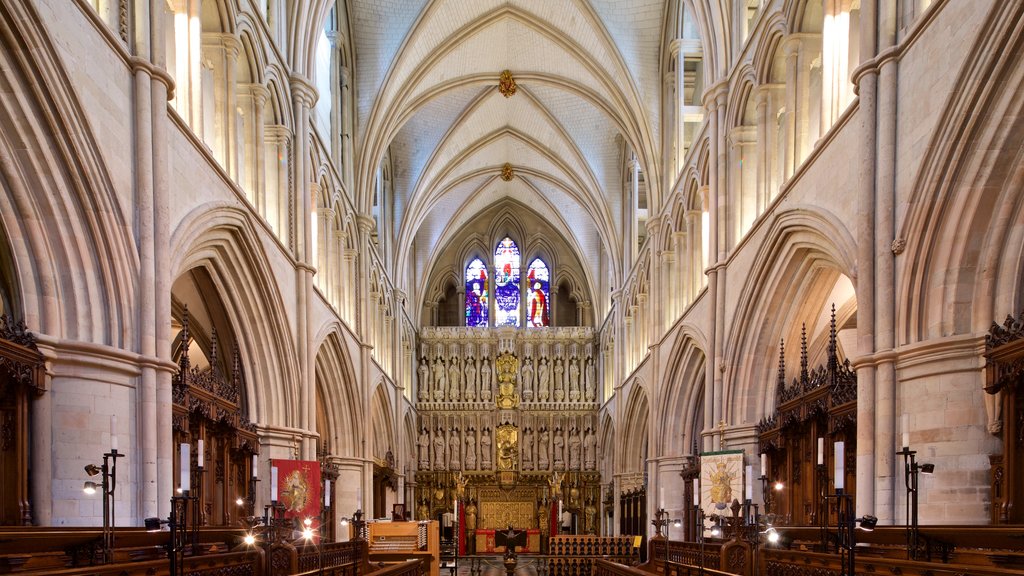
{"left": 526, "top": 259, "right": 550, "bottom": 327}
{"left": 465, "top": 258, "right": 489, "bottom": 327}
{"left": 494, "top": 237, "right": 521, "bottom": 327}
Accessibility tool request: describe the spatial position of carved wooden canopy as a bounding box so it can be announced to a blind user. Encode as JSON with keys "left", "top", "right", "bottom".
{"left": 0, "top": 316, "right": 44, "bottom": 395}
{"left": 757, "top": 307, "right": 857, "bottom": 453}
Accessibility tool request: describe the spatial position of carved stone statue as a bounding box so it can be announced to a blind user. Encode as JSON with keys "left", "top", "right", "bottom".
{"left": 480, "top": 358, "right": 493, "bottom": 401}
{"left": 418, "top": 360, "right": 430, "bottom": 402}
{"left": 568, "top": 427, "right": 582, "bottom": 470}
{"left": 584, "top": 427, "right": 597, "bottom": 470}
{"left": 521, "top": 427, "right": 534, "bottom": 471}
{"left": 569, "top": 358, "right": 581, "bottom": 401}
{"left": 538, "top": 427, "right": 550, "bottom": 470}
{"left": 418, "top": 427, "right": 430, "bottom": 469}
{"left": 537, "top": 359, "right": 550, "bottom": 402}
{"left": 464, "top": 428, "right": 477, "bottom": 470}
{"left": 480, "top": 427, "right": 492, "bottom": 470}
{"left": 585, "top": 359, "right": 596, "bottom": 402}
{"left": 433, "top": 427, "right": 446, "bottom": 470}
{"left": 432, "top": 360, "right": 447, "bottom": 401}
{"left": 553, "top": 427, "right": 565, "bottom": 469}
{"left": 449, "top": 427, "right": 461, "bottom": 470}
{"left": 418, "top": 499, "right": 429, "bottom": 521}
{"left": 553, "top": 358, "right": 565, "bottom": 402}
{"left": 465, "top": 359, "right": 478, "bottom": 401}
{"left": 522, "top": 359, "right": 535, "bottom": 401}
{"left": 448, "top": 357, "right": 462, "bottom": 401}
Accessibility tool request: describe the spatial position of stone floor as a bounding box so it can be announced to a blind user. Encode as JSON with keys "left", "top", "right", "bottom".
{"left": 441, "top": 555, "right": 541, "bottom": 576}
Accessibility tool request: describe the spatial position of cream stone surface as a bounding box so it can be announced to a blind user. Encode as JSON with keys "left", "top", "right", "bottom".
{"left": 0, "top": 0, "right": 1019, "bottom": 531}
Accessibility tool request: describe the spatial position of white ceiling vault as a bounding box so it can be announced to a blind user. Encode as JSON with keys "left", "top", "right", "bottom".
{"left": 345, "top": 0, "right": 671, "bottom": 315}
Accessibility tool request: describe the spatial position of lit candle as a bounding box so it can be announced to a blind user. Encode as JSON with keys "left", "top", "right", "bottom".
{"left": 110, "top": 415, "right": 117, "bottom": 451}
{"left": 252, "top": 454, "right": 258, "bottom": 478}
{"left": 745, "top": 465, "right": 753, "bottom": 500}
{"left": 760, "top": 453, "right": 767, "bottom": 477}
{"left": 692, "top": 478, "right": 699, "bottom": 506}
{"left": 324, "top": 479, "right": 331, "bottom": 507}
{"left": 817, "top": 437, "right": 824, "bottom": 465}
{"left": 558, "top": 498, "right": 563, "bottom": 520}
{"left": 834, "top": 441, "right": 845, "bottom": 490}
{"left": 197, "top": 439, "right": 204, "bottom": 469}
{"left": 270, "top": 466, "right": 278, "bottom": 501}
{"left": 901, "top": 414, "right": 910, "bottom": 449}
{"left": 180, "top": 443, "right": 190, "bottom": 492}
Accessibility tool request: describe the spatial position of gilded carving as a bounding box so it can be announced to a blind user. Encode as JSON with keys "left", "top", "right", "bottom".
{"left": 498, "top": 70, "right": 517, "bottom": 98}
{"left": 495, "top": 353, "right": 520, "bottom": 409}
{"left": 496, "top": 423, "right": 519, "bottom": 471}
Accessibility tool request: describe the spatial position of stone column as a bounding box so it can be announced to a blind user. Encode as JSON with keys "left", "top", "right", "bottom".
{"left": 291, "top": 76, "right": 318, "bottom": 460}
{"left": 872, "top": 0, "right": 899, "bottom": 524}
{"left": 853, "top": 0, "right": 879, "bottom": 519}
{"left": 782, "top": 37, "right": 800, "bottom": 180}
{"left": 755, "top": 87, "right": 769, "bottom": 215}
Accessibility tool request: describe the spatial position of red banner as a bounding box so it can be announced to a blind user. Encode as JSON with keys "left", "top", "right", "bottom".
{"left": 272, "top": 459, "right": 321, "bottom": 521}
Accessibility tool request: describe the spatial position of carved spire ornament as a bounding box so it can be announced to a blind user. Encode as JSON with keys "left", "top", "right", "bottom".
{"left": 500, "top": 163, "right": 514, "bottom": 181}
{"left": 498, "top": 70, "right": 517, "bottom": 98}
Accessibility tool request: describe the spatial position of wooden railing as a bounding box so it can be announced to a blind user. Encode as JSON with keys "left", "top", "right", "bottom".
{"left": 295, "top": 540, "right": 368, "bottom": 576}
{"left": 594, "top": 558, "right": 735, "bottom": 576}
{"left": 294, "top": 558, "right": 424, "bottom": 576}
{"left": 39, "top": 550, "right": 262, "bottom": 576}
{"left": 648, "top": 539, "right": 722, "bottom": 572}
{"left": 763, "top": 548, "right": 1024, "bottom": 576}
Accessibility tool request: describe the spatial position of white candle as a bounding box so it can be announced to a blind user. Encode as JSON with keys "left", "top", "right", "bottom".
{"left": 834, "top": 441, "right": 845, "bottom": 490}
{"left": 271, "top": 466, "right": 278, "bottom": 501}
{"left": 180, "top": 443, "right": 191, "bottom": 492}
{"left": 760, "top": 453, "right": 767, "bottom": 477}
{"left": 902, "top": 414, "right": 910, "bottom": 449}
{"left": 660, "top": 486, "right": 665, "bottom": 508}
{"left": 817, "top": 437, "right": 824, "bottom": 465}
{"left": 558, "top": 499, "right": 563, "bottom": 519}
{"left": 745, "top": 465, "right": 753, "bottom": 500}
{"left": 454, "top": 499, "right": 459, "bottom": 518}
{"left": 324, "top": 479, "right": 331, "bottom": 507}
{"left": 692, "top": 478, "right": 699, "bottom": 506}
{"left": 252, "top": 454, "right": 258, "bottom": 478}
{"left": 110, "top": 415, "right": 117, "bottom": 451}
{"left": 197, "top": 439, "right": 204, "bottom": 469}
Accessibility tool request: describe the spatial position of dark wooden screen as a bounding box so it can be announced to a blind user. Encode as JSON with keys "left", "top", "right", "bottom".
{"left": 618, "top": 486, "right": 646, "bottom": 560}
{"left": 0, "top": 316, "right": 43, "bottom": 525}
{"left": 172, "top": 308, "right": 258, "bottom": 527}
{"left": 984, "top": 312, "right": 1024, "bottom": 524}
{"left": 757, "top": 307, "right": 856, "bottom": 526}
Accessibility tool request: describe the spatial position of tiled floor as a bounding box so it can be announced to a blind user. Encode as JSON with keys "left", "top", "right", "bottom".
{"left": 441, "top": 555, "right": 541, "bottom": 576}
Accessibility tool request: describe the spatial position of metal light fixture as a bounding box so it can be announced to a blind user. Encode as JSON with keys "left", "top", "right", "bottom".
{"left": 83, "top": 481, "right": 100, "bottom": 495}
{"left": 857, "top": 515, "right": 878, "bottom": 531}
{"left": 773, "top": 481, "right": 784, "bottom": 491}
{"left": 765, "top": 526, "right": 780, "bottom": 544}
{"left": 243, "top": 533, "right": 256, "bottom": 546}
{"left": 85, "top": 464, "right": 102, "bottom": 477}
{"left": 144, "top": 516, "right": 168, "bottom": 531}
{"left": 919, "top": 463, "right": 935, "bottom": 474}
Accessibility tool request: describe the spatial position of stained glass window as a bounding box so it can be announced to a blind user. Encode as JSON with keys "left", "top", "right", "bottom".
{"left": 526, "top": 258, "right": 550, "bottom": 327}
{"left": 464, "top": 258, "right": 489, "bottom": 327}
{"left": 493, "top": 237, "right": 521, "bottom": 327}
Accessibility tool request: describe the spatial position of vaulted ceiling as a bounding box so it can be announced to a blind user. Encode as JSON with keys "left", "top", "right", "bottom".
{"left": 346, "top": 0, "right": 672, "bottom": 314}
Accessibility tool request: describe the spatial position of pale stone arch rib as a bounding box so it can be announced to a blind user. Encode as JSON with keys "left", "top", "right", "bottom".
{"left": 722, "top": 207, "right": 857, "bottom": 424}
{"left": 660, "top": 331, "right": 708, "bottom": 457}
{"left": 170, "top": 204, "right": 300, "bottom": 426}
{"left": 896, "top": 1, "right": 1024, "bottom": 342}
{"left": 357, "top": 7, "right": 660, "bottom": 214}
{"left": 619, "top": 381, "right": 650, "bottom": 473}
{"left": 0, "top": 0, "right": 137, "bottom": 345}
{"left": 312, "top": 325, "right": 361, "bottom": 456}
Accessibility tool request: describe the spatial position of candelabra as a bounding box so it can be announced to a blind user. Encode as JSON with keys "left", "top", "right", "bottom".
{"left": 825, "top": 489, "right": 877, "bottom": 576}
{"left": 651, "top": 509, "right": 682, "bottom": 566}
{"left": 145, "top": 491, "right": 191, "bottom": 576}
{"left": 898, "top": 445, "right": 935, "bottom": 560}
{"left": 83, "top": 448, "right": 124, "bottom": 563}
